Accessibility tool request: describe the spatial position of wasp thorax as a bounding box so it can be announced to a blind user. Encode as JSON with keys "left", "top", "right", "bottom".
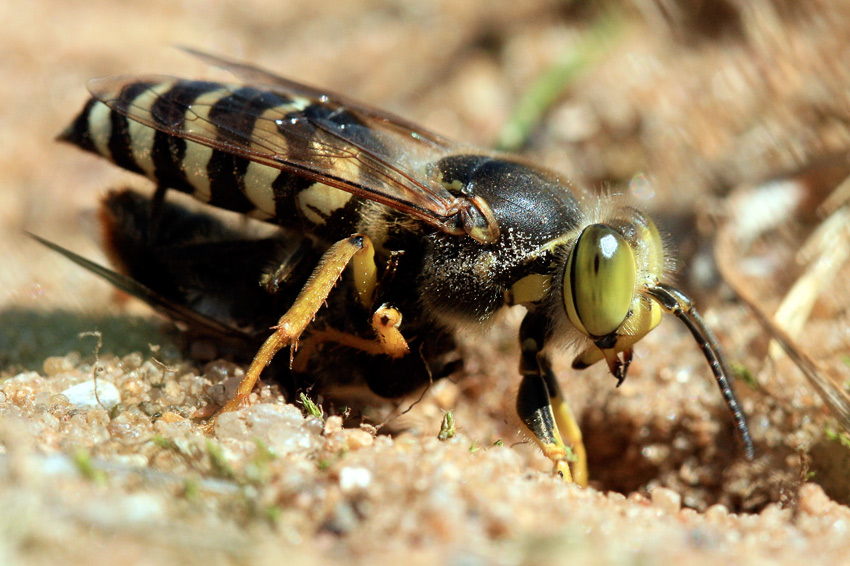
{"left": 564, "top": 224, "right": 637, "bottom": 338}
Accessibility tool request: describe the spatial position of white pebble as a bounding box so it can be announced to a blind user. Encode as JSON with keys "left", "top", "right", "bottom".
{"left": 339, "top": 466, "right": 372, "bottom": 493}
{"left": 61, "top": 380, "right": 121, "bottom": 410}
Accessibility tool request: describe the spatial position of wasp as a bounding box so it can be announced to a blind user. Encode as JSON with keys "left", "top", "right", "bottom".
{"left": 55, "top": 49, "right": 753, "bottom": 485}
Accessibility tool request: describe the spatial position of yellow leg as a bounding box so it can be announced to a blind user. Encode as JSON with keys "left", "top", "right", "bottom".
{"left": 517, "top": 313, "right": 588, "bottom": 486}
{"left": 543, "top": 445, "right": 574, "bottom": 483}
{"left": 298, "top": 304, "right": 410, "bottom": 361}
{"left": 351, "top": 237, "right": 378, "bottom": 308}
{"left": 544, "top": 373, "right": 588, "bottom": 487}
{"left": 369, "top": 304, "right": 410, "bottom": 359}
{"left": 216, "top": 234, "right": 380, "bottom": 417}
{"left": 516, "top": 372, "right": 578, "bottom": 484}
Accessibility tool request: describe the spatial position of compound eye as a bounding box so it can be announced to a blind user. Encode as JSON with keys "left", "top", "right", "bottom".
{"left": 564, "top": 224, "right": 637, "bottom": 337}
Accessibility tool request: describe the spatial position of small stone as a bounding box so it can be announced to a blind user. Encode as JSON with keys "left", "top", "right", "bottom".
{"left": 268, "top": 420, "right": 321, "bottom": 456}
{"left": 324, "top": 415, "right": 343, "bottom": 436}
{"left": 705, "top": 504, "right": 729, "bottom": 523}
{"left": 216, "top": 404, "right": 321, "bottom": 456}
{"left": 651, "top": 486, "right": 682, "bottom": 514}
{"left": 323, "top": 501, "right": 359, "bottom": 534}
{"left": 798, "top": 483, "right": 831, "bottom": 517}
{"left": 48, "top": 394, "right": 70, "bottom": 409}
{"left": 43, "top": 355, "right": 76, "bottom": 377}
{"left": 157, "top": 411, "right": 184, "bottom": 423}
{"left": 40, "top": 412, "right": 60, "bottom": 430}
{"left": 430, "top": 379, "right": 460, "bottom": 408}
{"left": 61, "top": 380, "right": 121, "bottom": 410}
{"left": 120, "top": 352, "right": 144, "bottom": 371}
{"left": 339, "top": 466, "right": 372, "bottom": 493}
{"left": 345, "top": 428, "right": 374, "bottom": 450}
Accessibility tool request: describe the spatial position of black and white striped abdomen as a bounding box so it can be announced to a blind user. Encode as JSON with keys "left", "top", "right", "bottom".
{"left": 60, "top": 79, "right": 364, "bottom": 239}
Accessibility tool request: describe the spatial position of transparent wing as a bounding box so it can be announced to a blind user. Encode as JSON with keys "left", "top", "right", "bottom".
{"left": 179, "top": 47, "right": 456, "bottom": 151}
{"left": 86, "top": 55, "right": 483, "bottom": 234}
{"left": 29, "top": 234, "right": 254, "bottom": 342}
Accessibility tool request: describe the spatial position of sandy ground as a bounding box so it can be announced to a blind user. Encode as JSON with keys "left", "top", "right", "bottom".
{"left": 3, "top": 1, "right": 850, "bottom": 564}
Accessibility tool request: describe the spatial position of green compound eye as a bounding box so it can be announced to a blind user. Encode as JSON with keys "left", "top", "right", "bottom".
{"left": 564, "top": 224, "right": 637, "bottom": 338}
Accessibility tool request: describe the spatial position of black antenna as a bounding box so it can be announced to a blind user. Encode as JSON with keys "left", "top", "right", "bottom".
{"left": 646, "top": 283, "right": 755, "bottom": 460}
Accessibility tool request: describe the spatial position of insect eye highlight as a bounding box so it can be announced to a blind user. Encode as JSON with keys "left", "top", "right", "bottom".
{"left": 564, "top": 224, "right": 637, "bottom": 338}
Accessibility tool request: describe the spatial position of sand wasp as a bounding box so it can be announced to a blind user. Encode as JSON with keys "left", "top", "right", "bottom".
{"left": 52, "top": 49, "right": 753, "bottom": 484}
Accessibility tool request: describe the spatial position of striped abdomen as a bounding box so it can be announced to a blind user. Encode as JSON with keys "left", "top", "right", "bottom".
{"left": 60, "top": 79, "right": 368, "bottom": 240}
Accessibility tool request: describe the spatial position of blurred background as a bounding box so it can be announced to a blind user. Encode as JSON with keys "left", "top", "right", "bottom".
{"left": 3, "top": 0, "right": 850, "bottom": 528}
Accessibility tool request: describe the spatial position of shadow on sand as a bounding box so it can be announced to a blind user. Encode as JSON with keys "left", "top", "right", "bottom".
{"left": 0, "top": 308, "right": 176, "bottom": 372}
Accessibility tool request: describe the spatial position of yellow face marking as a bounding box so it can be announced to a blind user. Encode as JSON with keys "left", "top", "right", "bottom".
{"left": 620, "top": 294, "right": 663, "bottom": 339}
{"left": 572, "top": 294, "right": 663, "bottom": 368}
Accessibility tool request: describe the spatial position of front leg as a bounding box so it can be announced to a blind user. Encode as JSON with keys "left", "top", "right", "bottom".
{"left": 516, "top": 312, "right": 588, "bottom": 486}
{"left": 292, "top": 303, "right": 410, "bottom": 373}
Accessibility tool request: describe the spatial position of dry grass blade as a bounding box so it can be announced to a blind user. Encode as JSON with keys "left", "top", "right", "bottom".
{"left": 715, "top": 220, "right": 850, "bottom": 433}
